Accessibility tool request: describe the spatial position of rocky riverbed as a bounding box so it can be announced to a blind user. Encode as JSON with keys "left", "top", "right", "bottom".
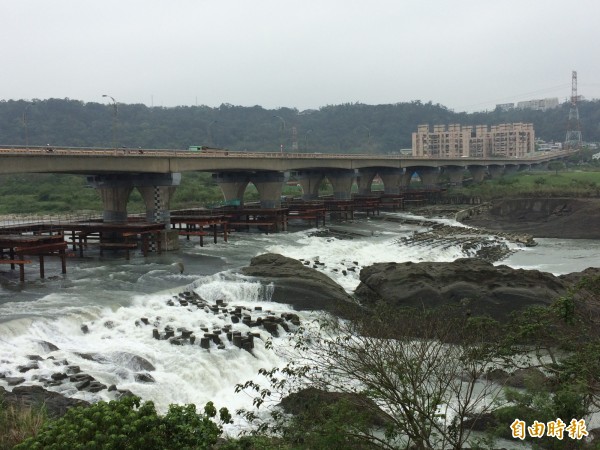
{"left": 455, "top": 197, "right": 600, "bottom": 239}
{"left": 4, "top": 200, "right": 600, "bottom": 423}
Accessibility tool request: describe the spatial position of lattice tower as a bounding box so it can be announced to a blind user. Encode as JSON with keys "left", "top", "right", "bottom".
{"left": 565, "top": 70, "right": 582, "bottom": 148}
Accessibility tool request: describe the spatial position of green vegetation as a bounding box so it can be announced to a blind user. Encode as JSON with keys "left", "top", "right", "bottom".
{"left": 2, "top": 98, "right": 600, "bottom": 152}
{"left": 0, "top": 398, "right": 46, "bottom": 450}
{"left": 457, "top": 169, "right": 600, "bottom": 200}
{"left": 12, "top": 397, "right": 231, "bottom": 450}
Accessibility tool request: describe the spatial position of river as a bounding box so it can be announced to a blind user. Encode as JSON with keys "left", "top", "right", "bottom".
{"left": 1, "top": 211, "right": 600, "bottom": 440}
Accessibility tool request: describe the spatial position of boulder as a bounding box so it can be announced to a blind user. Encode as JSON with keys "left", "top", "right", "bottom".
{"left": 355, "top": 258, "right": 569, "bottom": 321}
{"left": 0, "top": 385, "right": 89, "bottom": 419}
{"left": 241, "top": 253, "right": 358, "bottom": 316}
{"left": 279, "top": 387, "right": 390, "bottom": 427}
{"left": 459, "top": 198, "right": 600, "bottom": 239}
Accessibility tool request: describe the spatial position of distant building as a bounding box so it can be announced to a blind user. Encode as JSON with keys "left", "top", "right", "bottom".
{"left": 516, "top": 97, "right": 559, "bottom": 111}
{"left": 536, "top": 139, "right": 563, "bottom": 152}
{"left": 496, "top": 103, "right": 515, "bottom": 112}
{"left": 412, "top": 123, "right": 535, "bottom": 158}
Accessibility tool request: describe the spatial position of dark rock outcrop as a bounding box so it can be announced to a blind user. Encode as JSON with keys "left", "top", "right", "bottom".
{"left": 0, "top": 385, "right": 89, "bottom": 419}
{"left": 279, "top": 387, "right": 390, "bottom": 427}
{"left": 241, "top": 253, "right": 358, "bottom": 315}
{"left": 355, "top": 258, "right": 570, "bottom": 321}
{"left": 459, "top": 198, "right": 600, "bottom": 239}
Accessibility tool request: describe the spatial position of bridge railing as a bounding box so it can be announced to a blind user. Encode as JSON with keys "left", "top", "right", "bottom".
{"left": 0, "top": 145, "right": 576, "bottom": 163}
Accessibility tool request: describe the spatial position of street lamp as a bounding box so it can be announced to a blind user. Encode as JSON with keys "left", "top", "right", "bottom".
{"left": 102, "top": 94, "right": 118, "bottom": 149}
{"left": 22, "top": 102, "right": 35, "bottom": 148}
{"left": 273, "top": 115, "right": 286, "bottom": 152}
{"left": 363, "top": 125, "right": 372, "bottom": 153}
{"left": 304, "top": 129, "right": 312, "bottom": 153}
{"left": 206, "top": 120, "right": 217, "bottom": 147}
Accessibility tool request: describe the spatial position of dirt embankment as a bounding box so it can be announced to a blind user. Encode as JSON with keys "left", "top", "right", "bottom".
{"left": 457, "top": 198, "right": 600, "bottom": 239}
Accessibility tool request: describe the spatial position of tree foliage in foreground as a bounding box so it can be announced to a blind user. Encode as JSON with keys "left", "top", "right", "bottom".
{"left": 235, "top": 275, "right": 600, "bottom": 450}
{"left": 236, "top": 304, "right": 509, "bottom": 450}
{"left": 14, "top": 396, "right": 232, "bottom": 450}
{"left": 490, "top": 275, "right": 600, "bottom": 450}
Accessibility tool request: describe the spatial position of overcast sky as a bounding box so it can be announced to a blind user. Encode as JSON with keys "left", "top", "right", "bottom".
{"left": 2, "top": 0, "right": 599, "bottom": 112}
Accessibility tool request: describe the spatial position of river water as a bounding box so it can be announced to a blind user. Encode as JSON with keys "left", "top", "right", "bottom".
{"left": 1, "top": 212, "right": 600, "bottom": 438}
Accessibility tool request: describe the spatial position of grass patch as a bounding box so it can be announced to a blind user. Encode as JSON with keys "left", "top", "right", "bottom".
{"left": 0, "top": 398, "right": 47, "bottom": 450}
{"left": 454, "top": 170, "right": 600, "bottom": 200}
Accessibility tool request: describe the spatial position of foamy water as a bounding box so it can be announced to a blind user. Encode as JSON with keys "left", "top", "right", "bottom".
{"left": 1, "top": 213, "right": 599, "bottom": 436}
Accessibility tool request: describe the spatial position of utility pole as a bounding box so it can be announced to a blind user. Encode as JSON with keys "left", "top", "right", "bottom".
{"left": 102, "top": 94, "right": 118, "bottom": 149}
{"left": 565, "top": 71, "right": 582, "bottom": 149}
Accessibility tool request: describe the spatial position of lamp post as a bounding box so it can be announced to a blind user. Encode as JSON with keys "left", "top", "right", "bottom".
{"left": 206, "top": 120, "right": 217, "bottom": 147}
{"left": 102, "top": 94, "right": 118, "bottom": 149}
{"left": 304, "top": 129, "right": 312, "bottom": 153}
{"left": 363, "top": 125, "right": 372, "bottom": 153}
{"left": 22, "top": 102, "right": 35, "bottom": 148}
{"left": 273, "top": 115, "right": 286, "bottom": 153}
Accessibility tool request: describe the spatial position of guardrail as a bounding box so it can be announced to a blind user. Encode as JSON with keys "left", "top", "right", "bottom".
{"left": 0, "top": 145, "right": 576, "bottom": 162}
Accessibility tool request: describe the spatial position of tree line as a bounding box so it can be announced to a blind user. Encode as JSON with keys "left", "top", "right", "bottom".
{"left": 1, "top": 98, "right": 599, "bottom": 153}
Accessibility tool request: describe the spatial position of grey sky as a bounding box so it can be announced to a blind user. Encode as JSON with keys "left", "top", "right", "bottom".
{"left": 2, "top": 0, "right": 599, "bottom": 112}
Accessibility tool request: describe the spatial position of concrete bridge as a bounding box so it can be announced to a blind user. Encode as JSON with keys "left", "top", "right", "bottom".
{"left": 0, "top": 145, "right": 572, "bottom": 224}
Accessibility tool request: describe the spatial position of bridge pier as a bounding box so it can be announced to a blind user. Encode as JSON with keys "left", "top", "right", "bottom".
{"left": 252, "top": 172, "right": 286, "bottom": 208}
{"left": 518, "top": 164, "right": 531, "bottom": 172}
{"left": 402, "top": 168, "right": 416, "bottom": 189}
{"left": 414, "top": 167, "right": 440, "bottom": 189}
{"left": 356, "top": 169, "right": 378, "bottom": 195}
{"left": 88, "top": 173, "right": 181, "bottom": 249}
{"left": 328, "top": 170, "right": 356, "bottom": 200}
{"left": 87, "top": 175, "right": 135, "bottom": 223}
{"left": 294, "top": 171, "right": 326, "bottom": 200}
{"left": 442, "top": 166, "right": 465, "bottom": 187}
{"left": 504, "top": 164, "right": 519, "bottom": 176}
{"left": 379, "top": 168, "right": 404, "bottom": 194}
{"left": 136, "top": 173, "right": 181, "bottom": 225}
{"left": 468, "top": 166, "right": 487, "bottom": 183}
{"left": 213, "top": 172, "right": 250, "bottom": 206}
{"left": 488, "top": 165, "right": 505, "bottom": 179}
{"left": 214, "top": 171, "right": 285, "bottom": 208}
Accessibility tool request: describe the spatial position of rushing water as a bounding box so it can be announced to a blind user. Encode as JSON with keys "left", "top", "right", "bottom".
{"left": 1, "top": 212, "right": 599, "bottom": 438}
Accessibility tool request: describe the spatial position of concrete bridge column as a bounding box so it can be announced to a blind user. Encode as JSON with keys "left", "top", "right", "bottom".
{"left": 137, "top": 186, "right": 177, "bottom": 224}
{"left": 443, "top": 166, "right": 465, "bottom": 187}
{"left": 98, "top": 186, "right": 133, "bottom": 223}
{"left": 468, "top": 166, "right": 486, "bottom": 183}
{"left": 87, "top": 175, "right": 134, "bottom": 223}
{"left": 415, "top": 167, "right": 440, "bottom": 189}
{"left": 213, "top": 172, "right": 250, "bottom": 206}
{"left": 518, "top": 164, "right": 531, "bottom": 172}
{"left": 135, "top": 173, "right": 182, "bottom": 225}
{"left": 327, "top": 170, "right": 356, "bottom": 200}
{"left": 251, "top": 172, "right": 286, "bottom": 208}
{"left": 294, "top": 171, "right": 325, "bottom": 200}
{"left": 356, "top": 169, "right": 378, "bottom": 195}
{"left": 488, "top": 165, "right": 505, "bottom": 179}
{"left": 401, "top": 168, "right": 416, "bottom": 189}
{"left": 379, "top": 168, "right": 404, "bottom": 194}
{"left": 504, "top": 165, "right": 519, "bottom": 176}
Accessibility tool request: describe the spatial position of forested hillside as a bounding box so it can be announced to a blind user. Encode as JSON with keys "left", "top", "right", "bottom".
{"left": 1, "top": 98, "right": 599, "bottom": 153}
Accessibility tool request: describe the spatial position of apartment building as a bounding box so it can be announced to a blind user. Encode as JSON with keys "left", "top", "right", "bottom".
{"left": 412, "top": 123, "right": 535, "bottom": 158}
{"left": 516, "top": 97, "right": 559, "bottom": 111}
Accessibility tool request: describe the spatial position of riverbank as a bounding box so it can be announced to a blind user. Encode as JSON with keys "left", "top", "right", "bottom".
{"left": 451, "top": 197, "right": 600, "bottom": 239}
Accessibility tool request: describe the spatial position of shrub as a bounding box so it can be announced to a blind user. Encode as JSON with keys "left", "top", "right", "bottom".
{"left": 14, "top": 396, "right": 231, "bottom": 450}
